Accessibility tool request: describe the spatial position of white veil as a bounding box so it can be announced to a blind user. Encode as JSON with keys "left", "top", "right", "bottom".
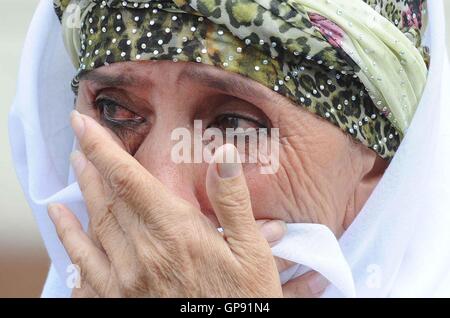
{"left": 8, "top": 0, "right": 450, "bottom": 297}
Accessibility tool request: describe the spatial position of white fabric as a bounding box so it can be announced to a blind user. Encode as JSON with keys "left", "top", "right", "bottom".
{"left": 274, "top": 224, "right": 356, "bottom": 297}
{"left": 8, "top": 0, "right": 450, "bottom": 298}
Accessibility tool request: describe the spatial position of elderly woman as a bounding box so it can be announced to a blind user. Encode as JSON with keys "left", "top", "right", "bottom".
{"left": 9, "top": 0, "right": 450, "bottom": 297}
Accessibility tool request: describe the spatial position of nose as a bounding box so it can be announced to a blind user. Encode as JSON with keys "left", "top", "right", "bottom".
{"left": 133, "top": 120, "right": 211, "bottom": 213}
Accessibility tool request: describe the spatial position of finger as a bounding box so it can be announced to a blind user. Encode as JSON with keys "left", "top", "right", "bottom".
{"left": 48, "top": 203, "right": 112, "bottom": 295}
{"left": 70, "top": 110, "right": 173, "bottom": 212}
{"left": 71, "top": 150, "right": 142, "bottom": 288}
{"left": 255, "top": 220, "right": 295, "bottom": 272}
{"left": 70, "top": 150, "right": 127, "bottom": 250}
{"left": 70, "top": 150, "right": 106, "bottom": 244}
{"left": 282, "top": 271, "right": 329, "bottom": 298}
{"left": 72, "top": 282, "right": 100, "bottom": 298}
{"left": 70, "top": 150, "right": 106, "bottom": 220}
{"left": 274, "top": 257, "right": 297, "bottom": 273}
{"left": 255, "top": 219, "right": 287, "bottom": 247}
{"left": 206, "top": 144, "right": 261, "bottom": 246}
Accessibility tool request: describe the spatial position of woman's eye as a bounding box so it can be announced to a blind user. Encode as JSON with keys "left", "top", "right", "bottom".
{"left": 96, "top": 98, "right": 145, "bottom": 125}
{"left": 209, "top": 115, "right": 265, "bottom": 131}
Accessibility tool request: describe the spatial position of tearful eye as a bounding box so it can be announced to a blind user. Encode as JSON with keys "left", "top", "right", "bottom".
{"left": 93, "top": 97, "right": 149, "bottom": 155}
{"left": 209, "top": 114, "right": 266, "bottom": 131}
{"left": 96, "top": 98, "right": 145, "bottom": 125}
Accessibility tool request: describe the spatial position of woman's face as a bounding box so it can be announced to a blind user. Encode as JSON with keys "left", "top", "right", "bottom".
{"left": 76, "top": 60, "right": 387, "bottom": 236}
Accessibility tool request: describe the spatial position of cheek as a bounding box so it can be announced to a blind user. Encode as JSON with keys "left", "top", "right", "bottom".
{"left": 242, "top": 158, "right": 302, "bottom": 223}
{"left": 243, "top": 130, "right": 356, "bottom": 232}
{"left": 245, "top": 173, "right": 291, "bottom": 221}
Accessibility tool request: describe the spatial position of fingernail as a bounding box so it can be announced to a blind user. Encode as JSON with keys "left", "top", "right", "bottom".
{"left": 260, "top": 220, "right": 287, "bottom": 245}
{"left": 308, "top": 274, "right": 329, "bottom": 296}
{"left": 71, "top": 110, "right": 85, "bottom": 139}
{"left": 70, "top": 150, "right": 87, "bottom": 177}
{"left": 216, "top": 144, "right": 242, "bottom": 179}
{"left": 48, "top": 204, "right": 61, "bottom": 223}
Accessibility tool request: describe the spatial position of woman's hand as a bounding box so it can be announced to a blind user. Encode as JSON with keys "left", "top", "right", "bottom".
{"left": 49, "top": 110, "right": 284, "bottom": 297}
{"left": 49, "top": 110, "right": 328, "bottom": 298}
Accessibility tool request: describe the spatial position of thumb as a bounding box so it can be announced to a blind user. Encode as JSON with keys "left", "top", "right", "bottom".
{"left": 206, "top": 144, "right": 260, "bottom": 245}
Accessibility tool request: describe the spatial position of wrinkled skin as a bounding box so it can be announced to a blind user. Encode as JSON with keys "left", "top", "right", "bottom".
{"left": 52, "top": 60, "right": 388, "bottom": 297}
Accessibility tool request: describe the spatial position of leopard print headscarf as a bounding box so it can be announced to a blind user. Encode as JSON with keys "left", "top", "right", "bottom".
{"left": 54, "top": 0, "right": 429, "bottom": 159}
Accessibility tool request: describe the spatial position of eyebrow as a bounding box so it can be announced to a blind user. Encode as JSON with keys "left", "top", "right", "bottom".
{"left": 177, "top": 64, "right": 264, "bottom": 99}
{"left": 81, "top": 63, "right": 271, "bottom": 102}
{"left": 81, "top": 71, "right": 142, "bottom": 87}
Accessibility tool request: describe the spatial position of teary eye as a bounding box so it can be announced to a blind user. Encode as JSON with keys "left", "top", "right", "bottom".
{"left": 96, "top": 98, "right": 145, "bottom": 126}
{"left": 209, "top": 114, "right": 266, "bottom": 131}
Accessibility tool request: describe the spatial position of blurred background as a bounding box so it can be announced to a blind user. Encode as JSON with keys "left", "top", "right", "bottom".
{"left": 0, "top": 0, "right": 450, "bottom": 298}
{"left": 1, "top": 0, "right": 46, "bottom": 298}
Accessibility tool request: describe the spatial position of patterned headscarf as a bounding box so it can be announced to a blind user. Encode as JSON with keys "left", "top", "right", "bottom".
{"left": 53, "top": 0, "right": 429, "bottom": 159}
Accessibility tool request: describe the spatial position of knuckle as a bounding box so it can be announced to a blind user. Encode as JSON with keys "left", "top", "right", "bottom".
{"left": 94, "top": 212, "right": 116, "bottom": 238}
{"left": 56, "top": 224, "right": 91, "bottom": 271}
{"left": 216, "top": 185, "right": 250, "bottom": 211}
{"left": 78, "top": 176, "right": 96, "bottom": 194}
{"left": 183, "top": 229, "right": 203, "bottom": 260}
{"left": 107, "top": 163, "right": 139, "bottom": 197}
{"left": 83, "top": 138, "right": 104, "bottom": 160}
{"left": 85, "top": 193, "right": 104, "bottom": 213}
{"left": 58, "top": 222, "right": 74, "bottom": 244}
{"left": 72, "top": 247, "right": 90, "bottom": 267}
